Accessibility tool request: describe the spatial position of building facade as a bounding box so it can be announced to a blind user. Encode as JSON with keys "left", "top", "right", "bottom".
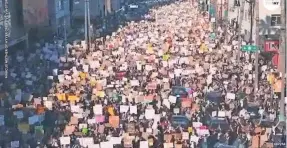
{"left": 72, "top": 0, "right": 123, "bottom": 20}
{"left": 227, "top": 0, "right": 281, "bottom": 65}
{"left": 22, "top": 0, "right": 71, "bottom": 40}
{"left": 0, "top": 0, "right": 27, "bottom": 51}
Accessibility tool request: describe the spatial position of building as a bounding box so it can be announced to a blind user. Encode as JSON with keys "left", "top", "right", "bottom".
{"left": 0, "top": 0, "right": 27, "bottom": 51}
{"left": 22, "top": 0, "right": 71, "bottom": 41}
{"left": 72, "top": 0, "right": 124, "bottom": 20}
{"left": 227, "top": 0, "right": 254, "bottom": 42}
{"left": 227, "top": 0, "right": 281, "bottom": 65}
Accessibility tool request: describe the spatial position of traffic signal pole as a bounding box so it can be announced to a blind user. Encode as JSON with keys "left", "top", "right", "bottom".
{"left": 237, "top": 0, "right": 246, "bottom": 61}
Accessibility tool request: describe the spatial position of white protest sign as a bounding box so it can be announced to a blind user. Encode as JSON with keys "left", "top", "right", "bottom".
{"left": 226, "top": 93, "right": 235, "bottom": 100}
{"left": 140, "top": 141, "right": 148, "bottom": 148}
{"left": 58, "top": 75, "right": 65, "bottom": 83}
{"left": 44, "top": 100, "right": 53, "bottom": 110}
{"left": 71, "top": 105, "right": 82, "bottom": 113}
{"left": 53, "top": 69, "right": 58, "bottom": 76}
{"left": 168, "top": 95, "right": 177, "bottom": 103}
{"left": 60, "top": 137, "right": 70, "bottom": 145}
{"left": 190, "top": 135, "right": 200, "bottom": 143}
{"left": 78, "top": 137, "right": 94, "bottom": 147}
{"left": 88, "top": 118, "right": 96, "bottom": 124}
{"left": 130, "top": 105, "right": 137, "bottom": 114}
{"left": 83, "top": 65, "right": 89, "bottom": 72}
{"left": 89, "top": 144, "right": 100, "bottom": 148}
{"left": 93, "top": 104, "right": 103, "bottom": 115}
{"left": 130, "top": 80, "right": 140, "bottom": 86}
{"left": 100, "top": 141, "right": 113, "bottom": 148}
{"left": 120, "top": 105, "right": 129, "bottom": 113}
{"left": 164, "top": 143, "right": 173, "bottom": 148}
{"left": 145, "top": 108, "right": 155, "bottom": 120}
{"left": 173, "top": 108, "right": 180, "bottom": 114}
{"left": 79, "top": 123, "right": 88, "bottom": 129}
{"left": 163, "top": 99, "right": 170, "bottom": 109}
{"left": 218, "top": 111, "right": 226, "bottom": 117}
{"left": 10, "top": 141, "right": 19, "bottom": 148}
{"left": 212, "top": 111, "right": 217, "bottom": 117}
{"left": 109, "top": 137, "right": 122, "bottom": 145}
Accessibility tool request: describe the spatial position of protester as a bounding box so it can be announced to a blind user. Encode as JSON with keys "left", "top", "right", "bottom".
{"left": 0, "top": 0, "right": 285, "bottom": 148}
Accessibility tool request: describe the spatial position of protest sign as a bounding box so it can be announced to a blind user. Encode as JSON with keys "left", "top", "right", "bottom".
{"left": 168, "top": 95, "right": 177, "bottom": 103}
{"left": 140, "top": 141, "right": 149, "bottom": 148}
{"left": 100, "top": 141, "right": 113, "bottom": 148}
{"left": 182, "top": 132, "right": 189, "bottom": 140}
{"left": 60, "top": 137, "right": 70, "bottom": 145}
{"left": 10, "top": 141, "right": 19, "bottom": 148}
{"left": 78, "top": 137, "right": 94, "bottom": 147}
{"left": 120, "top": 105, "right": 129, "bottom": 113}
{"left": 130, "top": 105, "right": 137, "bottom": 114}
{"left": 109, "top": 137, "right": 122, "bottom": 145}
{"left": 145, "top": 108, "right": 155, "bottom": 119}
{"left": 109, "top": 116, "right": 119, "bottom": 128}
{"left": 64, "top": 125, "right": 75, "bottom": 135}
{"left": 164, "top": 143, "right": 173, "bottom": 148}
{"left": 94, "top": 104, "right": 103, "bottom": 115}
{"left": 226, "top": 93, "right": 235, "bottom": 100}
{"left": 69, "top": 116, "right": 79, "bottom": 125}
{"left": 95, "top": 115, "right": 105, "bottom": 123}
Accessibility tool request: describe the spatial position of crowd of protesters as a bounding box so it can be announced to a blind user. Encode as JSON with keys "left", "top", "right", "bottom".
{"left": 0, "top": 0, "right": 286, "bottom": 148}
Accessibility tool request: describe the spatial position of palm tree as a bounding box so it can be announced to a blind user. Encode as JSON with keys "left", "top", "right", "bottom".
{"left": 259, "top": 15, "right": 280, "bottom": 35}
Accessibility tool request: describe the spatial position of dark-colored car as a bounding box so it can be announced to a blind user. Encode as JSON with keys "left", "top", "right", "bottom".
{"left": 207, "top": 117, "right": 230, "bottom": 132}
{"left": 171, "top": 86, "right": 188, "bottom": 98}
{"left": 171, "top": 115, "right": 190, "bottom": 128}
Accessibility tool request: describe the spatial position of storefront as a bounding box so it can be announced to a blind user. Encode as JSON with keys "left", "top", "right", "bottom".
{"left": 264, "top": 40, "right": 279, "bottom": 66}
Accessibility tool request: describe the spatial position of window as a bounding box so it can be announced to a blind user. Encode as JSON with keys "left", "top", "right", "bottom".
{"left": 271, "top": 14, "right": 281, "bottom": 26}
{"left": 58, "top": 0, "right": 64, "bottom": 11}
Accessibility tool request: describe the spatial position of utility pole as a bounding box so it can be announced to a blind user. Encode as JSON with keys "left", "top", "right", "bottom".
{"left": 237, "top": 0, "right": 246, "bottom": 61}
{"left": 254, "top": 0, "right": 259, "bottom": 92}
{"left": 279, "top": 0, "right": 286, "bottom": 121}
{"left": 84, "top": 0, "right": 91, "bottom": 51}
{"left": 84, "top": 0, "right": 88, "bottom": 50}
{"left": 87, "top": 0, "right": 91, "bottom": 51}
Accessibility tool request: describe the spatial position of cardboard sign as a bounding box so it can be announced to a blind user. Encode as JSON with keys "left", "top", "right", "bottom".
{"left": 109, "top": 116, "right": 119, "bottom": 128}
{"left": 181, "top": 98, "right": 192, "bottom": 108}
